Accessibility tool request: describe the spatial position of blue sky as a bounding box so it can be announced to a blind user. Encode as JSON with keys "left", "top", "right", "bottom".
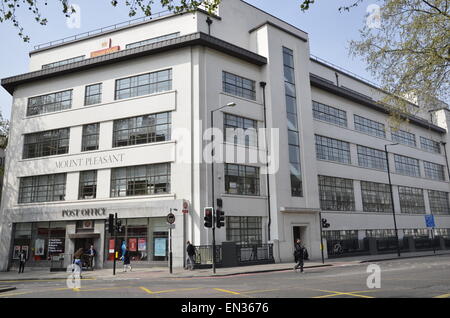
{"left": 0, "top": 0, "right": 375, "bottom": 120}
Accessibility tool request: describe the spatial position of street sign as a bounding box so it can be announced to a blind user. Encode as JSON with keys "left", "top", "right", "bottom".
{"left": 182, "top": 201, "right": 189, "bottom": 214}
{"left": 167, "top": 212, "right": 175, "bottom": 224}
{"left": 167, "top": 224, "right": 176, "bottom": 229}
{"left": 425, "top": 214, "right": 436, "bottom": 228}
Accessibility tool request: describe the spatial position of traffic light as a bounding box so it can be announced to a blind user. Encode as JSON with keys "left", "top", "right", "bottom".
{"left": 216, "top": 198, "right": 223, "bottom": 208}
{"left": 322, "top": 218, "right": 330, "bottom": 228}
{"left": 216, "top": 209, "right": 225, "bottom": 228}
{"left": 116, "top": 219, "right": 125, "bottom": 233}
{"left": 204, "top": 207, "right": 214, "bottom": 228}
{"left": 108, "top": 214, "right": 115, "bottom": 234}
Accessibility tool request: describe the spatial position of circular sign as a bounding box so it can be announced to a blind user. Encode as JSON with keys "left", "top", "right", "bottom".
{"left": 183, "top": 201, "right": 189, "bottom": 209}
{"left": 167, "top": 212, "right": 175, "bottom": 224}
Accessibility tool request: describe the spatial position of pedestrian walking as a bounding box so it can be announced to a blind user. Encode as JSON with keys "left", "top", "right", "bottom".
{"left": 121, "top": 246, "right": 132, "bottom": 272}
{"left": 87, "top": 245, "right": 97, "bottom": 271}
{"left": 294, "top": 239, "right": 306, "bottom": 273}
{"left": 18, "top": 250, "right": 26, "bottom": 274}
{"left": 73, "top": 248, "right": 84, "bottom": 278}
{"left": 186, "top": 241, "right": 196, "bottom": 271}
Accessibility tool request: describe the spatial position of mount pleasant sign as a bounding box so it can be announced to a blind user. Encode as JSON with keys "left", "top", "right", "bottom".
{"left": 62, "top": 208, "right": 107, "bottom": 218}
{"left": 56, "top": 153, "right": 125, "bottom": 169}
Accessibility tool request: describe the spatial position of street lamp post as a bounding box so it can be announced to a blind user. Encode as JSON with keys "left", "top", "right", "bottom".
{"left": 210, "top": 102, "right": 236, "bottom": 274}
{"left": 384, "top": 143, "right": 401, "bottom": 257}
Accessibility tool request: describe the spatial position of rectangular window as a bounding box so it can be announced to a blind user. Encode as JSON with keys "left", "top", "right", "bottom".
{"left": 420, "top": 137, "right": 441, "bottom": 154}
{"left": 115, "top": 69, "right": 172, "bottom": 100}
{"left": 113, "top": 112, "right": 171, "bottom": 147}
{"left": 126, "top": 32, "right": 180, "bottom": 49}
{"left": 357, "top": 145, "right": 387, "bottom": 171}
{"left": 226, "top": 216, "right": 262, "bottom": 245}
{"left": 391, "top": 129, "right": 416, "bottom": 147}
{"left": 42, "top": 56, "right": 85, "bottom": 69}
{"left": 318, "top": 175, "right": 355, "bottom": 211}
{"left": 312, "top": 101, "right": 347, "bottom": 127}
{"left": 394, "top": 154, "right": 420, "bottom": 177}
{"left": 81, "top": 123, "right": 99, "bottom": 152}
{"left": 222, "top": 71, "right": 256, "bottom": 101}
{"left": 424, "top": 161, "right": 445, "bottom": 181}
{"left": 19, "top": 174, "right": 66, "bottom": 203}
{"left": 225, "top": 164, "right": 260, "bottom": 196}
{"left": 111, "top": 163, "right": 171, "bottom": 197}
{"left": 315, "top": 135, "right": 351, "bottom": 164}
{"left": 79, "top": 170, "right": 97, "bottom": 200}
{"left": 23, "top": 128, "right": 70, "bottom": 159}
{"left": 354, "top": 115, "right": 386, "bottom": 138}
{"left": 224, "top": 113, "right": 258, "bottom": 147}
{"left": 398, "top": 186, "right": 425, "bottom": 214}
{"left": 84, "top": 83, "right": 102, "bottom": 106}
{"left": 27, "top": 90, "right": 73, "bottom": 116}
{"left": 361, "top": 181, "right": 392, "bottom": 213}
{"left": 428, "top": 190, "right": 450, "bottom": 215}
{"left": 283, "top": 47, "right": 302, "bottom": 197}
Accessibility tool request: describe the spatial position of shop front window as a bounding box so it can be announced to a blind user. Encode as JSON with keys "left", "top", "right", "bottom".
{"left": 12, "top": 223, "right": 32, "bottom": 261}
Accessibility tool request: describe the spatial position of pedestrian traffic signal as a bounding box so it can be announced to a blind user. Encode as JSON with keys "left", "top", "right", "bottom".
{"left": 108, "top": 214, "right": 115, "bottom": 234}
{"left": 322, "top": 218, "right": 330, "bottom": 228}
{"left": 204, "top": 207, "right": 214, "bottom": 228}
{"left": 216, "top": 198, "right": 223, "bottom": 208}
{"left": 216, "top": 209, "right": 225, "bottom": 228}
{"left": 116, "top": 219, "right": 125, "bottom": 233}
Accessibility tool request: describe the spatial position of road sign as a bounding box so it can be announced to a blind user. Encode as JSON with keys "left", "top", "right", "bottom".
{"left": 167, "top": 212, "right": 175, "bottom": 224}
{"left": 425, "top": 214, "right": 436, "bottom": 228}
{"left": 167, "top": 224, "right": 176, "bottom": 229}
{"left": 182, "top": 201, "right": 189, "bottom": 214}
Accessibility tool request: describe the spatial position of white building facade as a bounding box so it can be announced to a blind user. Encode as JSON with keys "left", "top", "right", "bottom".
{"left": 0, "top": 0, "right": 449, "bottom": 271}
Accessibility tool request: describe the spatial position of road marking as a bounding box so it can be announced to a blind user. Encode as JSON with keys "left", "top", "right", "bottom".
{"left": 0, "top": 278, "right": 96, "bottom": 284}
{"left": 214, "top": 288, "right": 241, "bottom": 295}
{"left": 241, "top": 289, "right": 280, "bottom": 295}
{"left": 0, "top": 291, "right": 31, "bottom": 297}
{"left": 74, "top": 286, "right": 134, "bottom": 292}
{"left": 434, "top": 293, "right": 450, "bottom": 298}
{"left": 313, "top": 289, "right": 376, "bottom": 299}
{"left": 139, "top": 287, "right": 201, "bottom": 295}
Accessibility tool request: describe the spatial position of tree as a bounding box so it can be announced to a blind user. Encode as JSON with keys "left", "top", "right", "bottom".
{"left": 0, "top": 0, "right": 220, "bottom": 42}
{"left": 0, "top": 111, "right": 9, "bottom": 149}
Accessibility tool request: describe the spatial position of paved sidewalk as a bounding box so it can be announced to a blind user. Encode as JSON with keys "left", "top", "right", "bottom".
{"left": 0, "top": 249, "right": 448, "bottom": 283}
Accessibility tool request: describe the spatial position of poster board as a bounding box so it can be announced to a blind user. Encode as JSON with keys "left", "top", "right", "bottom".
{"left": 154, "top": 238, "right": 167, "bottom": 257}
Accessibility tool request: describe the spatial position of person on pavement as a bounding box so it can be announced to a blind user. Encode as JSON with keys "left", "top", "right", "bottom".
{"left": 87, "top": 245, "right": 97, "bottom": 271}
{"left": 186, "top": 241, "right": 196, "bottom": 271}
{"left": 294, "top": 239, "right": 306, "bottom": 273}
{"left": 121, "top": 245, "right": 132, "bottom": 272}
{"left": 18, "top": 250, "right": 26, "bottom": 274}
{"left": 73, "top": 248, "right": 84, "bottom": 278}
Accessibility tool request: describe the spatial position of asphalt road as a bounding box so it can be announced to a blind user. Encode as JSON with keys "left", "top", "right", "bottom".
{"left": 1, "top": 255, "right": 449, "bottom": 299}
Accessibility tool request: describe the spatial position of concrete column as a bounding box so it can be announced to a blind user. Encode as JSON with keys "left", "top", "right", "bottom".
{"left": 354, "top": 180, "right": 363, "bottom": 212}
{"left": 94, "top": 221, "right": 105, "bottom": 269}
{"left": 65, "top": 172, "right": 79, "bottom": 201}
{"left": 0, "top": 221, "right": 13, "bottom": 271}
{"left": 65, "top": 223, "right": 76, "bottom": 268}
{"left": 69, "top": 126, "right": 83, "bottom": 154}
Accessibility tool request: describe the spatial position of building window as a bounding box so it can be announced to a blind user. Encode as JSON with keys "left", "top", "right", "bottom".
{"left": 283, "top": 47, "right": 302, "bottom": 197}
{"left": 315, "top": 135, "right": 351, "bottom": 164}
{"left": 126, "top": 32, "right": 180, "bottom": 49}
{"left": 110, "top": 163, "right": 171, "bottom": 197}
{"left": 222, "top": 71, "right": 256, "bottom": 100}
{"left": 27, "top": 90, "right": 73, "bottom": 116}
{"left": 391, "top": 128, "right": 416, "bottom": 147}
{"left": 42, "top": 56, "right": 85, "bottom": 69}
{"left": 226, "top": 216, "right": 262, "bottom": 245}
{"left": 113, "top": 112, "right": 171, "bottom": 147}
{"left": 81, "top": 123, "right": 99, "bottom": 152}
{"left": 19, "top": 174, "right": 66, "bottom": 203}
{"left": 85, "top": 83, "right": 102, "bottom": 106}
{"left": 423, "top": 161, "right": 445, "bottom": 181}
{"left": 403, "top": 228, "right": 428, "bottom": 238}
{"left": 312, "top": 101, "right": 347, "bottom": 127}
{"left": 366, "top": 229, "right": 396, "bottom": 238}
{"left": 357, "top": 145, "right": 387, "bottom": 171}
{"left": 354, "top": 115, "right": 386, "bottom": 138}
{"left": 224, "top": 113, "right": 258, "bottom": 147}
{"left": 398, "top": 186, "right": 425, "bottom": 214}
{"left": 318, "top": 175, "right": 355, "bottom": 211}
{"left": 115, "top": 69, "right": 172, "bottom": 100}
{"left": 361, "top": 181, "right": 392, "bottom": 213}
{"left": 79, "top": 170, "right": 97, "bottom": 200}
{"left": 428, "top": 190, "right": 450, "bottom": 215}
{"left": 394, "top": 154, "right": 420, "bottom": 177}
{"left": 23, "top": 128, "right": 70, "bottom": 159}
{"left": 420, "top": 137, "right": 441, "bottom": 154}
{"left": 225, "top": 164, "right": 260, "bottom": 196}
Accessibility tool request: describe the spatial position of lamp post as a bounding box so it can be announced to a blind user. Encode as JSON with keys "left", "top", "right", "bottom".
{"left": 210, "top": 102, "right": 236, "bottom": 274}
{"left": 384, "top": 143, "right": 401, "bottom": 257}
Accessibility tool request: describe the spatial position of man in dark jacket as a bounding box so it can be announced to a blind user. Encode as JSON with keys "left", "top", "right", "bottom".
{"left": 294, "top": 239, "right": 305, "bottom": 273}
{"left": 18, "top": 250, "right": 26, "bottom": 274}
{"left": 186, "top": 241, "right": 196, "bottom": 271}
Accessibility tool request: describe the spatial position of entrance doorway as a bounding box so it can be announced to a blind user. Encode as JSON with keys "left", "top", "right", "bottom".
{"left": 293, "top": 226, "right": 307, "bottom": 245}
{"left": 74, "top": 238, "right": 94, "bottom": 269}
